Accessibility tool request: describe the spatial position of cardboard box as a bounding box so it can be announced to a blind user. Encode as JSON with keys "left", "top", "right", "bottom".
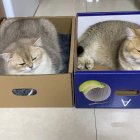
{"left": 0, "top": 1, "right": 5, "bottom": 17}
{"left": 74, "top": 12, "right": 140, "bottom": 108}
{"left": 0, "top": 16, "right": 75, "bottom": 107}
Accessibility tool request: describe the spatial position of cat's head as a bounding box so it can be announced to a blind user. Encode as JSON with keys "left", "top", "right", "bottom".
{"left": 0, "top": 38, "right": 47, "bottom": 75}
{"left": 123, "top": 27, "right": 140, "bottom": 63}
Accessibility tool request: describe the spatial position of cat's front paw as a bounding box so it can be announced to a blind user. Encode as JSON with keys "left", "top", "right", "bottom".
{"left": 85, "top": 58, "right": 94, "bottom": 70}
{"left": 77, "top": 57, "right": 85, "bottom": 70}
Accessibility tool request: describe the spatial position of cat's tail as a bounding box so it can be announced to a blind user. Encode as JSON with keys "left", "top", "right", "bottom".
{"left": 77, "top": 45, "right": 84, "bottom": 56}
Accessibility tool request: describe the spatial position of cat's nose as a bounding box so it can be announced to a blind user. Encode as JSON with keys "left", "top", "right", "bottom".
{"left": 28, "top": 64, "right": 33, "bottom": 69}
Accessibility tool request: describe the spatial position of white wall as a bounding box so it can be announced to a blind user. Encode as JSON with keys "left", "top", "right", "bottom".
{"left": 2, "top": 0, "right": 39, "bottom": 17}
{"left": 78, "top": 14, "right": 140, "bottom": 39}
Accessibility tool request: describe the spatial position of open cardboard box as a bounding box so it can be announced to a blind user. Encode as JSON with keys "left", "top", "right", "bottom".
{"left": 74, "top": 12, "right": 140, "bottom": 108}
{"left": 0, "top": 16, "right": 75, "bottom": 107}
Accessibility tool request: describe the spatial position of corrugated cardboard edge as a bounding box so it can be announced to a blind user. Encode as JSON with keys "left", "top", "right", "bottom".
{"left": 68, "top": 17, "right": 76, "bottom": 107}
{"left": 0, "top": 1, "right": 5, "bottom": 17}
{"left": 74, "top": 16, "right": 78, "bottom": 72}
{"left": 68, "top": 16, "right": 75, "bottom": 73}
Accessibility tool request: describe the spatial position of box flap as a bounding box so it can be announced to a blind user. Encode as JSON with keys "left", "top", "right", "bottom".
{"left": 68, "top": 16, "right": 75, "bottom": 73}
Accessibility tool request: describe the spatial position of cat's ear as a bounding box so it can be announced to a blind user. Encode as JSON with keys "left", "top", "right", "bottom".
{"left": 126, "top": 27, "right": 137, "bottom": 39}
{"left": 34, "top": 38, "right": 43, "bottom": 47}
{"left": 0, "top": 53, "right": 11, "bottom": 62}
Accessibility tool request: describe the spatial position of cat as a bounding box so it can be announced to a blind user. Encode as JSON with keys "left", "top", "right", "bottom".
{"left": 0, "top": 18, "right": 63, "bottom": 75}
{"left": 77, "top": 20, "right": 140, "bottom": 70}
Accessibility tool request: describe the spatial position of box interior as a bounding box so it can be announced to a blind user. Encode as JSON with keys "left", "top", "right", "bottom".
{"left": 2, "top": 16, "right": 74, "bottom": 74}
{"left": 0, "top": 1, "right": 5, "bottom": 17}
{"left": 76, "top": 13, "right": 140, "bottom": 71}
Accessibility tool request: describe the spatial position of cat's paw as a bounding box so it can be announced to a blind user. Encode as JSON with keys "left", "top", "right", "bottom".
{"left": 77, "top": 57, "right": 85, "bottom": 70}
{"left": 85, "top": 58, "right": 94, "bottom": 70}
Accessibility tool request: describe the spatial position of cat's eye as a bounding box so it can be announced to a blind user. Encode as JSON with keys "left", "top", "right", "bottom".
{"left": 19, "top": 63, "right": 26, "bottom": 66}
{"left": 32, "top": 57, "right": 37, "bottom": 61}
{"left": 137, "top": 50, "right": 140, "bottom": 53}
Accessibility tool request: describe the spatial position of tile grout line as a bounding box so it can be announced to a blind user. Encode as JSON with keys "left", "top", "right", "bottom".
{"left": 94, "top": 108, "right": 98, "bottom": 140}
{"left": 34, "top": 0, "right": 42, "bottom": 16}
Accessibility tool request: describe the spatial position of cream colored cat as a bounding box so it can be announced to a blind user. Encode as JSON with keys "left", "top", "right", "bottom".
{"left": 0, "top": 18, "right": 63, "bottom": 75}
{"left": 77, "top": 20, "right": 140, "bottom": 70}
{"left": 0, "top": 38, "right": 55, "bottom": 75}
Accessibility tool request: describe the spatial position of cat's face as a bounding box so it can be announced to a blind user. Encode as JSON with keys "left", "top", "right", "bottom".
{"left": 1, "top": 38, "right": 47, "bottom": 74}
{"left": 124, "top": 28, "right": 140, "bottom": 62}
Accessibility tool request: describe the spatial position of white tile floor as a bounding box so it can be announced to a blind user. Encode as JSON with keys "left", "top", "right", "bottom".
{"left": 1, "top": 0, "right": 140, "bottom": 140}
{"left": 0, "top": 108, "right": 96, "bottom": 140}
{"left": 96, "top": 109, "right": 140, "bottom": 140}
{"left": 35, "top": 0, "right": 86, "bottom": 16}
{"left": 35, "top": 0, "right": 139, "bottom": 16}
{"left": 86, "top": 0, "right": 139, "bottom": 12}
